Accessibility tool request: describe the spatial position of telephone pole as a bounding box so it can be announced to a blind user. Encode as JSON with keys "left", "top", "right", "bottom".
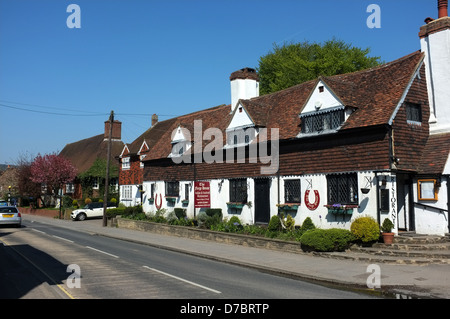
{"left": 103, "top": 110, "right": 114, "bottom": 227}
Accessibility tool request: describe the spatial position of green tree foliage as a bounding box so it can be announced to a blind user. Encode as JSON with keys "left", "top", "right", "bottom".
{"left": 257, "top": 39, "right": 382, "bottom": 95}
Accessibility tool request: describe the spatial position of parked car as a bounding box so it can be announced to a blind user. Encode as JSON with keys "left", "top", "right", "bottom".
{"left": 71, "top": 202, "right": 116, "bottom": 221}
{"left": 0, "top": 206, "right": 21, "bottom": 227}
{"left": 0, "top": 200, "right": 7, "bottom": 206}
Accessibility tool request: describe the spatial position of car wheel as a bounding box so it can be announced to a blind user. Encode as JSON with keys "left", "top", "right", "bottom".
{"left": 77, "top": 213, "right": 87, "bottom": 221}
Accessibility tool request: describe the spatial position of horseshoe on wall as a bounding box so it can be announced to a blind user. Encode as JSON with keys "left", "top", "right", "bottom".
{"left": 155, "top": 193, "right": 162, "bottom": 210}
{"left": 304, "top": 190, "right": 320, "bottom": 211}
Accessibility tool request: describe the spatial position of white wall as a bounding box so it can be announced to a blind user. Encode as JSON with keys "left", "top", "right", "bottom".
{"left": 413, "top": 176, "right": 449, "bottom": 236}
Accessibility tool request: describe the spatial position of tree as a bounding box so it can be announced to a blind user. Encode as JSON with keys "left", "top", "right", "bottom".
{"left": 257, "top": 39, "right": 382, "bottom": 95}
{"left": 30, "top": 153, "right": 77, "bottom": 206}
{"left": 15, "top": 152, "right": 41, "bottom": 206}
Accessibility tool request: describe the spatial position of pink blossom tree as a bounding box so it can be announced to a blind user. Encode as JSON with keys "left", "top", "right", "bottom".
{"left": 30, "top": 153, "right": 77, "bottom": 208}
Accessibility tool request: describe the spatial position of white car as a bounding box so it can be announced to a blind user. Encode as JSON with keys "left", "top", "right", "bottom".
{"left": 0, "top": 206, "right": 21, "bottom": 227}
{"left": 71, "top": 202, "right": 115, "bottom": 221}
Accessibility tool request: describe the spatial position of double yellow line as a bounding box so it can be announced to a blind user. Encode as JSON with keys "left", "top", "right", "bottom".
{"left": 0, "top": 237, "right": 75, "bottom": 299}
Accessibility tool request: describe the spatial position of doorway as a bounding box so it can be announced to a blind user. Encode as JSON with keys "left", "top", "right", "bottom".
{"left": 396, "top": 174, "right": 414, "bottom": 231}
{"left": 254, "top": 179, "right": 270, "bottom": 224}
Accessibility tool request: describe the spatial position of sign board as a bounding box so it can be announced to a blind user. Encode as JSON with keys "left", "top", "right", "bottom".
{"left": 194, "top": 181, "right": 211, "bottom": 208}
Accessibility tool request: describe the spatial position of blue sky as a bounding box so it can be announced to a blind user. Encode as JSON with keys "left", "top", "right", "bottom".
{"left": 0, "top": 0, "right": 438, "bottom": 164}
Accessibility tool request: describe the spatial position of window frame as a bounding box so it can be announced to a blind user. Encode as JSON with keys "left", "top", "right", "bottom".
{"left": 165, "top": 181, "right": 180, "bottom": 197}
{"left": 229, "top": 178, "right": 248, "bottom": 203}
{"left": 284, "top": 179, "right": 301, "bottom": 204}
{"left": 417, "top": 179, "right": 438, "bottom": 201}
{"left": 327, "top": 173, "right": 358, "bottom": 206}
{"left": 301, "top": 108, "right": 345, "bottom": 134}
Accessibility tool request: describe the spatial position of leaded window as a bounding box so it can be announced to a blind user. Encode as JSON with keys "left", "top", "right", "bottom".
{"left": 406, "top": 103, "right": 422, "bottom": 123}
{"left": 301, "top": 109, "right": 345, "bottom": 134}
{"left": 284, "top": 179, "right": 301, "bottom": 203}
{"left": 229, "top": 179, "right": 247, "bottom": 203}
{"left": 327, "top": 173, "right": 358, "bottom": 205}
{"left": 165, "top": 181, "right": 179, "bottom": 197}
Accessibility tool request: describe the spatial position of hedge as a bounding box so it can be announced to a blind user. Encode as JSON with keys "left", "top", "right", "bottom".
{"left": 300, "top": 228, "right": 355, "bottom": 252}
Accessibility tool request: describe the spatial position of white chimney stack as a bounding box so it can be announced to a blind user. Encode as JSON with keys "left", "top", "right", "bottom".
{"left": 230, "top": 67, "right": 260, "bottom": 112}
{"left": 419, "top": 0, "right": 450, "bottom": 134}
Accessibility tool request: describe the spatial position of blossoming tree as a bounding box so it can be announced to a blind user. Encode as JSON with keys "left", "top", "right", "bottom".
{"left": 30, "top": 153, "right": 77, "bottom": 210}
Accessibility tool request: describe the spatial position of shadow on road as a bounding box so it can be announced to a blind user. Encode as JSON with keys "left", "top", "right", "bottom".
{"left": 0, "top": 227, "right": 71, "bottom": 299}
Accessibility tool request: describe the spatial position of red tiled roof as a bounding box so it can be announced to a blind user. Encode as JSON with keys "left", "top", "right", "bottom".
{"left": 141, "top": 51, "right": 425, "bottom": 162}
{"left": 419, "top": 133, "right": 450, "bottom": 174}
{"left": 59, "top": 134, "right": 124, "bottom": 173}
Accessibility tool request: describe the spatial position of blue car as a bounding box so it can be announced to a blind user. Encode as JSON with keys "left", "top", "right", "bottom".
{"left": 0, "top": 200, "right": 7, "bottom": 207}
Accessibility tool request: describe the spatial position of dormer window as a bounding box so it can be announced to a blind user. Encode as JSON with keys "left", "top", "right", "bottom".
{"left": 170, "top": 126, "right": 191, "bottom": 157}
{"left": 301, "top": 107, "right": 345, "bottom": 134}
{"left": 227, "top": 127, "right": 257, "bottom": 147}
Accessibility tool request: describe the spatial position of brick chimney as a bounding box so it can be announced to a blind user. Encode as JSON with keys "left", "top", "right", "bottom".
{"left": 439, "top": 0, "right": 448, "bottom": 18}
{"left": 419, "top": 0, "right": 450, "bottom": 134}
{"left": 230, "top": 67, "right": 260, "bottom": 112}
{"left": 151, "top": 113, "right": 158, "bottom": 126}
{"left": 104, "top": 119, "right": 122, "bottom": 141}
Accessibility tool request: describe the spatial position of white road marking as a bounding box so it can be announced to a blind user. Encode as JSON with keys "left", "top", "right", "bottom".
{"left": 142, "top": 266, "right": 221, "bottom": 294}
{"left": 85, "top": 246, "right": 119, "bottom": 258}
{"left": 31, "top": 228, "right": 46, "bottom": 235}
{"left": 52, "top": 235, "right": 74, "bottom": 243}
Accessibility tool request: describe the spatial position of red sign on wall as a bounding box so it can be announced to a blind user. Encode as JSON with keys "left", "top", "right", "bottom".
{"left": 194, "top": 181, "right": 211, "bottom": 208}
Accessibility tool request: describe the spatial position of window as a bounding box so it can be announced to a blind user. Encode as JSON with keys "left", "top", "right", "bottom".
{"left": 227, "top": 127, "right": 257, "bottom": 146}
{"left": 406, "top": 103, "right": 422, "bottom": 123}
{"left": 184, "top": 183, "right": 190, "bottom": 200}
{"left": 327, "top": 173, "right": 358, "bottom": 205}
{"left": 284, "top": 179, "right": 301, "bottom": 203}
{"left": 150, "top": 183, "right": 155, "bottom": 199}
{"left": 301, "top": 109, "right": 345, "bottom": 134}
{"left": 229, "top": 179, "right": 247, "bottom": 203}
{"left": 122, "top": 157, "right": 130, "bottom": 170}
{"left": 66, "top": 183, "right": 75, "bottom": 194}
{"left": 92, "top": 178, "right": 99, "bottom": 190}
{"left": 165, "top": 181, "right": 179, "bottom": 197}
{"left": 122, "top": 185, "right": 132, "bottom": 200}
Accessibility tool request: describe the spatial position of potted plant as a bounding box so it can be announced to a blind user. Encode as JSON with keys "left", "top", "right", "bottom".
{"left": 381, "top": 218, "right": 395, "bottom": 245}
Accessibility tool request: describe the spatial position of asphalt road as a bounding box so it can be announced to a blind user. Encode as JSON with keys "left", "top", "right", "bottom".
{"left": 0, "top": 220, "right": 377, "bottom": 300}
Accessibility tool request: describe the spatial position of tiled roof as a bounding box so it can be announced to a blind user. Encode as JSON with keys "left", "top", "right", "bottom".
{"left": 419, "top": 133, "right": 450, "bottom": 174}
{"left": 59, "top": 134, "right": 124, "bottom": 173}
{"left": 140, "top": 104, "right": 232, "bottom": 161}
{"left": 141, "top": 51, "right": 425, "bottom": 162}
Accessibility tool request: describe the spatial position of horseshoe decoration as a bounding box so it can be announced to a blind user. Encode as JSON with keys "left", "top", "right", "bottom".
{"left": 305, "top": 190, "right": 320, "bottom": 211}
{"left": 155, "top": 193, "right": 162, "bottom": 210}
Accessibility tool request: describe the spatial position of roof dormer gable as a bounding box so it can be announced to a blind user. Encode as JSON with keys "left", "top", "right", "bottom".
{"left": 301, "top": 78, "right": 345, "bottom": 115}
{"left": 226, "top": 100, "right": 255, "bottom": 131}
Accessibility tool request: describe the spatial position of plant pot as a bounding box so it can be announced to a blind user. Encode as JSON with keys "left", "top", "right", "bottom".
{"left": 382, "top": 232, "right": 394, "bottom": 245}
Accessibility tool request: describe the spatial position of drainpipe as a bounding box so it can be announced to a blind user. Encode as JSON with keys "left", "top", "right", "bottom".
{"left": 447, "top": 176, "right": 450, "bottom": 234}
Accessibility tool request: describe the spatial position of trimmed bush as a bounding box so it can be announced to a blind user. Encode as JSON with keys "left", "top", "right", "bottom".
{"left": 268, "top": 215, "right": 282, "bottom": 232}
{"left": 174, "top": 208, "right": 187, "bottom": 219}
{"left": 350, "top": 216, "right": 380, "bottom": 244}
{"left": 300, "top": 228, "right": 355, "bottom": 252}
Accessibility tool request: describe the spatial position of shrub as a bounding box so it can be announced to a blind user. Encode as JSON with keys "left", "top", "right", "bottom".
{"left": 350, "top": 216, "right": 380, "bottom": 243}
{"left": 85, "top": 198, "right": 92, "bottom": 205}
{"left": 268, "top": 215, "right": 282, "bottom": 232}
{"left": 381, "top": 218, "right": 394, "bottom": 233}
{"left": 106, "top": 206, "right": 126, "bottom": 217}
{"left": 174, "top": 208, "right": 187, "bottom": 220}
{"left": 205, "top": 208, "right": 222, "bottom": 218}
{"left": 300, "top": 228, "right": 354, "bottom": 252}
{"left": 282, "top": 214, "right": 295, "bottom": 231}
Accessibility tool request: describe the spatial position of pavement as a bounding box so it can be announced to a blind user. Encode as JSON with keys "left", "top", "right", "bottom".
{"left": 20, "top": 213, "right": 450, "bottom": 299}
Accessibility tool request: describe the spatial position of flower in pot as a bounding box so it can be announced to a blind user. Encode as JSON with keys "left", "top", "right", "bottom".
{"left": 381, "top": 218, "right": 395, "bottom": 245}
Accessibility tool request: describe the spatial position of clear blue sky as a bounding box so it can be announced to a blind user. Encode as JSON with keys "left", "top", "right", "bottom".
{"left": 0, "top": 0, "right": 438, "bottom": 164}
